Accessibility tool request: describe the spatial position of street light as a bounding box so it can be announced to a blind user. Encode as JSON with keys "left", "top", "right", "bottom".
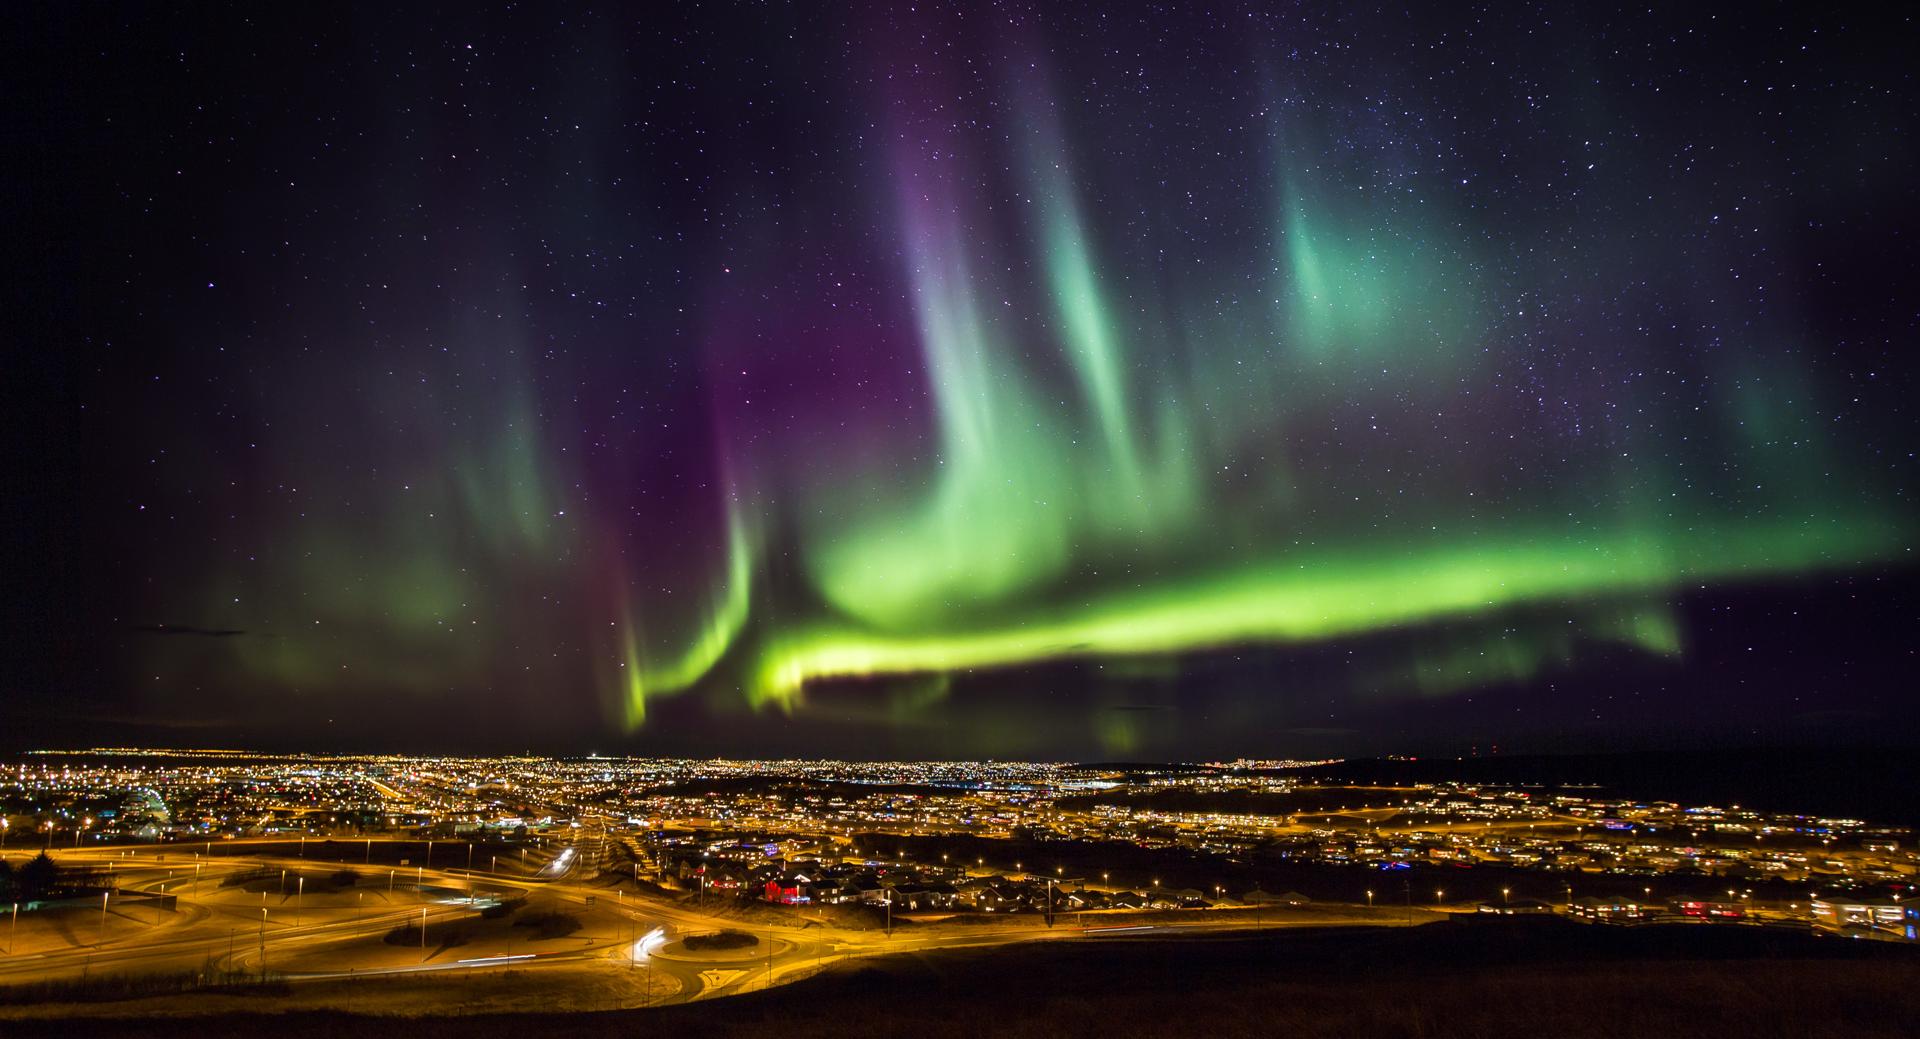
{"left": 1366, "top": 890, "right": 1374, "bottom": 907}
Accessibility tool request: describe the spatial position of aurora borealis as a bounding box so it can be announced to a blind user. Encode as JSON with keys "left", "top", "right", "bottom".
{"left": 11, "top": 3, "right": 1917, "bottom": 757}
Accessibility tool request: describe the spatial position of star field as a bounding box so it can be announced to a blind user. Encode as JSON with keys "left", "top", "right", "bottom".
{"left": 7, "top": 3, "right": 1916, "bottom": 757}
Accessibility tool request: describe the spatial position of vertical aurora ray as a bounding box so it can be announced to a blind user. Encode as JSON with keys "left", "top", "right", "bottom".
{"left": 1043, "top": 199, "right": 1144, "bottom": 495}
{"left": 803, "top": 114, "right": 1084, "bottom": 628}
{"left": 804, "top": 77, "right": 1220, "bottom": 632}
{"left": 1024, "top": 85, "right": 1148, "bottom": 505}
{"left": 1024, "top": 107, "right": 1210, "bottom": 542}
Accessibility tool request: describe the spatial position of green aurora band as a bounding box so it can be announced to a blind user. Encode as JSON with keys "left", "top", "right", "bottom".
{"left": 130, "top": 30, "right": 1912, "bottom": 749}
{"left": 753, "top": 515, "right": 1896, "bottom": 708}
{"left": 604, "top": 82, "right": 1909, "bottom": 729}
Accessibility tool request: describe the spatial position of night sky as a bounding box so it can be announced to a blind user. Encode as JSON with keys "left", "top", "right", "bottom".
{"left": 7, "top": 4, "right": 1916, "bottom": 759}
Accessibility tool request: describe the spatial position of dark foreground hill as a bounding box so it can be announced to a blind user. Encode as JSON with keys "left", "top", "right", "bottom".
{"left": 7, "top": 920, "right": 1918, "bottom": 1038}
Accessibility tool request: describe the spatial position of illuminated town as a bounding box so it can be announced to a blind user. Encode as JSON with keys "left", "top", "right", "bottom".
{"left": 4, "top": 747, "right": 1913, "bottom": 1015}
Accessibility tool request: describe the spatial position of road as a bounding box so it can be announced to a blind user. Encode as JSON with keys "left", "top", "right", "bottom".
{"left": 0, "top": 839, "right": 1416, "bottom": 1010}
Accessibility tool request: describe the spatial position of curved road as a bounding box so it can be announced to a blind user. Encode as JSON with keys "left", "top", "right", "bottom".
{"left": 0, "top": 840, "right": 1418, "bottom": 1008}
